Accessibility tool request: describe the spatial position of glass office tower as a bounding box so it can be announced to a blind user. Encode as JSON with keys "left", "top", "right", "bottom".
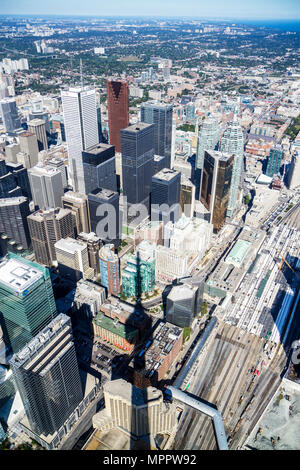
{"left": 141, "top": 102, "right": 173, "bottom": 169}
{"left": 200, "top": 150, "right": 234, "bottom": 232}
{"left": 121, "top": 122, "right": 155, "bottom": 213}
{"left": 220, "top": 109, "right": 244, "bottom": 217}
{"left": 10, "top": 314, "right": 83, "bottom": 436}
{"left": 0, "top": 253, "right": 57, "bottom": 353}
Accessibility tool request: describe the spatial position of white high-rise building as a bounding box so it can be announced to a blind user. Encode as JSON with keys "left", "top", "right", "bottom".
{"left": 220, "top": 108, "right": 244, "bottom": 217}
{"left": 287, "top": 152, "right": 300, "bottom": 190}
{"left": 28, "top": 163, "right": 64, "bottom": 210}
{"left": 54, "top": 237, "right": 92, "bottom": 281}
{"left": 196, "top": 116, "right": 219, "bottom": 172}
{"left": 61, "top": 87, "right": 98, "bottom": 193}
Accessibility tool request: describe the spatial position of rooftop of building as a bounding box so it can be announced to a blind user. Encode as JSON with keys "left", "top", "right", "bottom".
{"left": 27, "top": 118, "right": 46, "bottom": 126}
{"left": 0, "top": 256, "right": 43, "bottom": 293}
{"left": 19, "top": 131, "right": 35, "bottom": 138}
{"left": 225, "top": 239, "right": 252, "bottom": 267}
{"left": 28, "top": 164, "right": 59, "bottom": 175}
{"left": 28, "top": 207, "right": 71, "bottom": 220}
{"left": 78, "top": 232, "right": 101, "bottom": 243}
{"left": 205, "top": 149, "right": 234, "bottom": 162}
{"left": 93, "top": 311, "right": 138, "bottom": 342}
{"left": 10, "top": 313, "right": 68, "bottom": 366}
{"left": 99, "top": 244, "right": 118, "bottom": 262}
{"left": 89, "top": 187, "right": 118, "bottom": 200}
{"left": 83, "top": 143, "right": 114, "bottom": 156}
{"left": 62, "top": 190, "right": 87, "bottom": 202}
{"left": 152, "top": 168, "right": 180, "bottom": 182}
{"left": 167, "top": 284, "right": 195, "bottom": 302}
{"left": 0, "top": 196, "right": 28, "bottom": 206}
{"left": 122, "top": 122, "right": 153, "bottom": 133}
{"left": 54, "top": 237, "right": 87, "bottom": 253}
{"left": 99, "top": 297, "right": 149, "bottom": 325}
{"left": 134, "top": 321, "right": 183, "bottom": 377}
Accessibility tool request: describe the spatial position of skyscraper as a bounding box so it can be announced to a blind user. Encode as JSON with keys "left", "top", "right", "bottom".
{"left": 18, "top": 132, "right": 39, "bottom": 167}
{"left": 121, "top": 122, "right": 154, "bottom": 212}
{"left": 220, "top": 111, "right": 244, "bottom": 216}
{"left": 88, "top": 188, "right": 120, "bottom": 246}
{"left": 90, "top": 379, "right": 177, "bottom": 450}
{"left": 46, "top": 157, "right": 68, "bottom": 189}
{"left": 0, "top": 97, "right": 21, "bottom": 134}
{"left": 28, "top": 164, "right": 64, "bottom": 210}
{"left": 0, "top": 196, "right": 31, "bottom": 250}
{"left": 0, "top": 253, "right": 57, "bottom": 353}
{"left": 141, "top": 102, "right": 173, "bottom": 169}
{"left": 54, "top": 237, "right": 92, "bottom": 282}
{"left": 99, "top": 244, "right": 120, "bottom": 296}
{"left": 287, "top": 152, "right": 300, "bottom": 190}
{"left": 196, "top": 117, "right": 219, "bottom": 196}
{"left": 0, "top": 157, "right": 22, "bottom": 198}
{"left": 106, "top": 79, "right": 129, "bottom": 153}
{"left": 82, "top": 143, "right": 117, "bottom": 194}
{"left": 62, "top": 191, "right": 91, "bottom": 235}
{"left": 61, "top": 87, "right": 98, "bottom": 193}
{"left": 266, "top": 145, "right": 283, "bottom": 178}
{"left": 180, "top": 174, "right": 195, "bottom": 218}
{"left": 6, "top": 161, "right": 32, "bottom": 200}
{"left": 151, "top": 168, "right": 181, "bottom": 224}
{"left": 200, "top": 150, "right": 234, "bottom": 232}
{"left": 166, "top": 282, "right": 202, "bottom": 328}
{"left": 27, "top": 118, "right": 48, "bottom": 152}
{"left": 10, "top": 313, "right": 83, "bottom": 436}
{"left": 77, "top": 232, "right": 102, "bottom": 276}
{"left": 28, "top": 207, "right": 75, "bottom": 266}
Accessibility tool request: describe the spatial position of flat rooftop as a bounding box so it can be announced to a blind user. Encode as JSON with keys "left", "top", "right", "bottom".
{"left": 0, "top": 258, "right": 43, "bottom": 293}
{"left": 89, "top": 188, "right": 118, "bottom": 200}
{"left": 93, "top": 312, "right": 138, "bottom": 342}
{"left": 55, "top": 237, "right": 86, "bottom": 254}
{"left": 122, "top": 122, "right": 153, "bottom": 133}
{"left": 153, "top": 168, "right": 180, "bottom": 181}
{"left": 225, "top": 239, "right": 252, "bottom": 267}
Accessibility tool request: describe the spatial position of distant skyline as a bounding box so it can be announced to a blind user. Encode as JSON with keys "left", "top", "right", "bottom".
{"left": 1, "top": 0, "right": 300, "bottom": 20}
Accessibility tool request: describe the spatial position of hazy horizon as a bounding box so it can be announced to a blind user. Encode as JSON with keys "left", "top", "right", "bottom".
{"left": 1, "top": 0, "right": 299, "bottom": 21}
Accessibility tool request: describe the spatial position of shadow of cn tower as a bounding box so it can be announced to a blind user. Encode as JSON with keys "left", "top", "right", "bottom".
{"left": 126, "top": 250, "right": 153, "bottom": 450}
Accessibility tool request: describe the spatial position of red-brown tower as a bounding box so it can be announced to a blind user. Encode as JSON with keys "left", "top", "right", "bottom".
{"left": 106, "top": 79, "right": 129, "bottom": 153}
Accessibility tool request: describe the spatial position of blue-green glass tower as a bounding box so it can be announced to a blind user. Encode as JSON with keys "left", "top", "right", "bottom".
{"left": 0, "top": 253, "right": 57, "bottom": 354}
{"left": 266, "top": 145, "right": 283, "bottom": 178}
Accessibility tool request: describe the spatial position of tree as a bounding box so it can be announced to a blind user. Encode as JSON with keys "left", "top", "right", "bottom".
{"left": 201, "top": 302, "right": 208, "bottom": 316}
{"left": 244, "top": 195, "right": 251, "bottom": 205}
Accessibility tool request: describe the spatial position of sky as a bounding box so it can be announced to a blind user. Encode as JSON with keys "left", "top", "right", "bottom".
{"left": 1, "top": 0, "right": 300, "bottom": 20}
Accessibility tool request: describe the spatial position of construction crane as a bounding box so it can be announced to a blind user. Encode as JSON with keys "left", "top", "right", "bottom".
{"left": 276, "top": 250, "right": 295, "bottom": 274}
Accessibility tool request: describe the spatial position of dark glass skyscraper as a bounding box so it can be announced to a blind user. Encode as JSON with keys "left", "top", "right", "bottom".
{"left": 151, "top": 168, "right": 181, "bottom": 224}
{"left": 82, "top": 143, "right": 117, "bottom": 194}
{"left": 107, "top": 79, "right": 129, "bottom": 153}
{"left": 0, "top": 196, "right": 31, "bottom": 250}
{"left": 141, "top": 102, "right": 173, "bottom": 169}
{"left": 200, "top": 150, "right": 234, "bottom": 232}
{"left": 88, "top": 188, "right": 120, "bottom": 246}
{"left": 121, "top": 122, "right": 155, "bottom": 212}
{"left": 10, "top": 313, "right": 83, "bottom": 437}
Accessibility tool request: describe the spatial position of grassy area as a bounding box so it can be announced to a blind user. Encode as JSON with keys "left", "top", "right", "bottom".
{"left": 183, "top": 327, "right": 192, "bottom": 343}
{"left": 285, "top": 115, "right": 300, "bottom": 141}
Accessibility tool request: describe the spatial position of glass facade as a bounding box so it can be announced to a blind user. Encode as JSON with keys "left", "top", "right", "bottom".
{"left": 141, "top": 103, "right": 173, "bottom": 168}
{"left": 0, "top": 253, "right": 57, "bottom": 354}
{"left": 121, "top": 123, "right": 155, "bottom": 211}
{"left": 201, "top": 151, "right": 234, "bottom": 232}
{"left": 266, "top": 146, "right": 283, "bottom": 178}
{"left": 10, "top": 314, "right": 83, "bottom": 436}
